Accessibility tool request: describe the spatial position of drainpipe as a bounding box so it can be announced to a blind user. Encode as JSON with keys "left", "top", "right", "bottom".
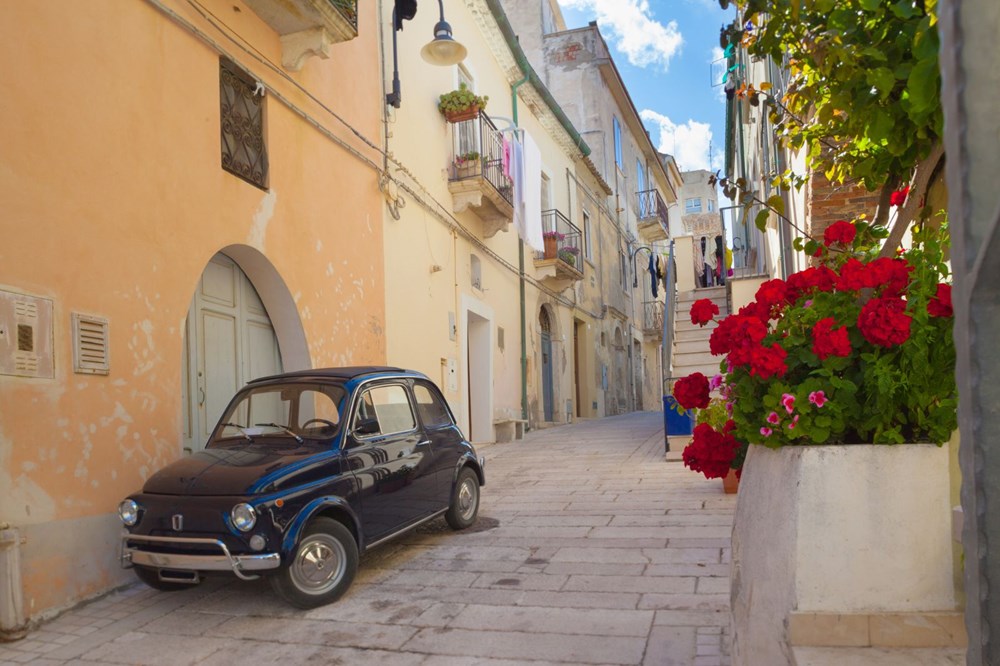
{"left": 0, "top": 524, "right": 26, "bottom": 640}
{"left": 512, "top": 73, "right": 530, "bottom": 424}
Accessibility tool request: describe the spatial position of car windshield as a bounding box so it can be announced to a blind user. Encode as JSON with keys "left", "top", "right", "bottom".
{"left": 211, "top": 382, "right": 347, "bottom": 445}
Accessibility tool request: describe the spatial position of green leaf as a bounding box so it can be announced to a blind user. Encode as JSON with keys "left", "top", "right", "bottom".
{"left": 858, "top": 0, "right": 880, "bottom": 10}
{"left": 755, "top": 209, "right": 770, "bottom": 231}
{"left": 766, "top": 194, "right": 785, "bottom": 216}
{"left": 907, "top": 55, "right": 940, "bottom": 113}
{"left": 868, "top": 67, "right": 896, "bottom": 100}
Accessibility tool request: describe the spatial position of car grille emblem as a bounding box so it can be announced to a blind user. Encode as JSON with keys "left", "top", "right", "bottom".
{"left": 171, "top": 514, "right": 183, "bottom": 531}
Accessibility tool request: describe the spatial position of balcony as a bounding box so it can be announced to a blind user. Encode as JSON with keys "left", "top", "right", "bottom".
{"left": 447, "top": 113, "right": 514, "bottom": 238}
{"left": 636, "top": 189, "right": 670, "bottom": 242}
{"left": 243, "top": 0, "right": 358, "bottom": 71}
{"left": 642, "top": 300, "right": 665, "bottom": 340}
{"left": 533, "top": 209, "right": 584, "bottom": 291}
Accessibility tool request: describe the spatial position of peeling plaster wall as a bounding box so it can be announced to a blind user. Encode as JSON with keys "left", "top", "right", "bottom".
{"left": 0, "top": 0, "right": 384, "bottom": 621}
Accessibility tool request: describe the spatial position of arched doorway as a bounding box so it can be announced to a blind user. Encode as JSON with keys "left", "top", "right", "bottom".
{"left": 181, "top": 250, "right": 306, "bottom": 453}
{"left": 540, "top": 307, "right": 554, "bottom": 422}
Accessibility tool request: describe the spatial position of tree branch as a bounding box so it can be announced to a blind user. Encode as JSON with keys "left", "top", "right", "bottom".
{"left": 872, "top": 175, "right": 900, "bottom": 229}
{"left": 877, "top": 142, "right": 945, "bottom": 259}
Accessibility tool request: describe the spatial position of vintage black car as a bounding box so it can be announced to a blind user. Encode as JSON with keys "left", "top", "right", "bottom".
{"left": 118, "top": 367, "right": 484, "bottom": 608}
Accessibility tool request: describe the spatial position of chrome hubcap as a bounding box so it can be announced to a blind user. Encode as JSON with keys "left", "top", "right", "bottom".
{"left": 290, "top": 534, "right": 346, "bottom": 595}
{"left": 457, "top": 478, "right": 477, "bottom": 520}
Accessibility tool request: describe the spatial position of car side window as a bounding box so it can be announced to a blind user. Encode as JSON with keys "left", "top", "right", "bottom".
{"left": 414, "top": 383, "right": 453, "bottom": 428}
{"left": 353, "top": 384, "right": 415, "bottom": 437}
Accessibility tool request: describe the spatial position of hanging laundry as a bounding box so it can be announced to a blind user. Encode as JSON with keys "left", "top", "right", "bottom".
{"left": 511, "top": 132, "right": 525, "bottom": 243}
{"left": 502, "top": 135, "right": 512, "bottom": 180}
{"left": 521, "top": 131, "right": 544, "bottom": 252}
{"left": 648, "top": 254, "right": 658, "bottom": 298}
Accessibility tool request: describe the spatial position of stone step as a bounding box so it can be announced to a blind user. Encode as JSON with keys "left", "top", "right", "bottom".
{"left": 791, "top": 647, "right": 964, "bottom": 666}
{"left": 675, "top": 338, "right": 716, "bottom": 355}
{"left": 678, "top": 286, "right": 727, "bottom": 302}
{"left": 788, "top": 611, "right": 966, "bottom": 649}
{"left": 673, "top": 350, "right": 719, "bottom": 368}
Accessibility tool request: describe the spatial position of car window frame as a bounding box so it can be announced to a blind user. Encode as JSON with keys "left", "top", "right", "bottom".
{"left": 412, "top": 380, "right": 456, "bottom": 430}
{"left": 348, "top": 380, "right": 420, "bottom": 443}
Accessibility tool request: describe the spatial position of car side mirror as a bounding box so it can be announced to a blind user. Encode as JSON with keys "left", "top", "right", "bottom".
{"left": 354, "top": 418, "right": 380, "bottom": 436}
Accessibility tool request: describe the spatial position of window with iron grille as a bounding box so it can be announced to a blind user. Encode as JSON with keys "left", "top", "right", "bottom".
{"left": 220, "top": 59, "right": 268, "bottom": 190}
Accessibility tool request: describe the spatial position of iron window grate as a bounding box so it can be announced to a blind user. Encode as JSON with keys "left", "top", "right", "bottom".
{"left": 220, "top": 59, "right": 268, "bottom": 190}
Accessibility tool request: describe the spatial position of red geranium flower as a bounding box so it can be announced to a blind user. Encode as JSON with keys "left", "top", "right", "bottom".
{"left": 890, "top": 186, "right": 910, "bottom": 207}
{"left": 786, "top": 265, "right": 837, "bottom": 302}
{"left": 673, "top": 372, "right": 711, "bottom": 410}
{"left": 690, "top": 298, "right": 720, "bottom": 326}
{"left": 754, "top": 279, "right": 789, "bottom": 318}
{"left": 812, "top": 317, "right": 852, "bottom": 359}
{"left": 867, "top": 257, "right": 912, "bottom": 296}
{"left": 749, "top": 343, "right": 788, "bottom": 379}
{"left": 823, "top": 220, "right": 856, "bottom": 247}
{"left": 857, "top": 297, "right": 912, "bottom": 347}
{"left": 682, "top": 422, "right": 741, "bottom": 479}
{"left": 928, "top": 284, "right": 953, "bottom": 317}
{"left": 709, "top": 313, "right": 767, "bottom": 357}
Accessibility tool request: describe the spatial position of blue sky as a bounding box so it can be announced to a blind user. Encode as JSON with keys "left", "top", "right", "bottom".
{"left": 555, "top": 0, "right": 734, "bottom": 173}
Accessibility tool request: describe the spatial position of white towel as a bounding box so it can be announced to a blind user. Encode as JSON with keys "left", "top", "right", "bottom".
{"left": 512, "top": 135, "right": 525, "bottom": 242}
{"left": 521, "top": 132, "right": 544, "bottom": 252}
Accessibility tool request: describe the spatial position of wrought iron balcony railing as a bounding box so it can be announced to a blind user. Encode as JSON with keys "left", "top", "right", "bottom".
{"left": 449, "top": 112, "right": 513, "bottom": 206}
{"left": 536, "top": 209, "right": 583, "bottom": 270}
{"left": 328, "top": 0, "right": 358, "bottom": 30}
{"left": 636, "top": 188, "right": 670, "bottom": 241}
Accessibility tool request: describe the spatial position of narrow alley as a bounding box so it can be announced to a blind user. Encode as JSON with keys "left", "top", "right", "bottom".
{"left": 0, "top": 412, "right": 734, "bottom": 666}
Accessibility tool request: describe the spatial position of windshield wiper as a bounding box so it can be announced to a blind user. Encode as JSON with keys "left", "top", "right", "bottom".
{"left": 220, "top": 422, "right": 254, "bottom": 442}
{"left": 254, "top": 423, "right": 304, "bottom": 443}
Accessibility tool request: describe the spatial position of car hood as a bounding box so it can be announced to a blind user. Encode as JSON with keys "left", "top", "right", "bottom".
{"left": 142, "top": 442, "right": 337, "bottom": 496}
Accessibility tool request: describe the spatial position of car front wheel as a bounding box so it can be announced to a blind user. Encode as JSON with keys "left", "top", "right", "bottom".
{"left": 445, "top": 467, "right": 480, "bottom": 530}
{"left": 269, "top": 517, "right": 358, "bottom": 609}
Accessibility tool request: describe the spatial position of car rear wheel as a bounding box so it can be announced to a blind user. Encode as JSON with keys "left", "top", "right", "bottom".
{"left": 445, "top": 467, "right": 480, "bottom": 530}
{"left": 269, "top": 517, "right": 358, "bottom": 609}
{"left": 133, "top": 565, "right": 200, "bottom": 591}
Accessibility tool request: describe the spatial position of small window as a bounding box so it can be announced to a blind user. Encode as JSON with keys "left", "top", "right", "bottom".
{"left": 220, "top": 58, "right": 268, "bottom": 190}
{"left": 685, "top": 197, "right": 702, "bottom": 213}
{"left": 414, "top": 382, "right": 453, "bottom": 428}
{"left": 613, "top": 117, "right": 623, "bottom": 170}
{"left": 708, "top": 199, "right": 715, "bottom": 212}
{"left": 583, "top": 210, "right": 593, "bottom": 261}
{"left": 619, "top": 248, "right": 629, "bottom": 290}
{"left": 355, "top": 384, "right": 415, "bottom": 437}
{"left": 471, "top": 254, "right": 482, "bottom": 290}
{"left": 636, "top": 159, "right": 646, "bottom": 193}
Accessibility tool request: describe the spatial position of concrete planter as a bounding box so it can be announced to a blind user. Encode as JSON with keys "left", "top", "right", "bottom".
{"left": 730, "top": 443, "right": 955, "bottom": 665}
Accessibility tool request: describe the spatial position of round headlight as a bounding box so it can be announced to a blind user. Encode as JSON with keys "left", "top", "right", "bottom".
{"left": 231, "top": 503, "right": 257, "bottom": 532}
{"left": 118, "top": 499, "right": 139, "bottom": 526}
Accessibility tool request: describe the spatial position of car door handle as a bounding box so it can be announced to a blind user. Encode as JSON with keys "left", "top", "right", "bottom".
{"left": 398, "top": 449, "right": 411, "bottom": 458}
{"left": 417, "top": 440, "right": 431, "bottom": 447}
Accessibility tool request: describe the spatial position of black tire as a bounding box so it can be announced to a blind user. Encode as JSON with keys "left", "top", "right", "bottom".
{"left": 133, "top": 565, "right": 199, "bottom": 592}
{"left": 269, "top": 517, "right": 358, "bottom": 609}
{"left": 445, "top": 467, "right": 480, "bottom": 530}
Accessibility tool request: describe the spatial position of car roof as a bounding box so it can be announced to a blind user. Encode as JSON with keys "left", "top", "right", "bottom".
{"left": 247, "top": 366, "right": 415, "bottom": 385}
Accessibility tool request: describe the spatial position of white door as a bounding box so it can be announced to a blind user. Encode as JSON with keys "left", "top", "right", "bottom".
{"left": 182, "top": 253, "right": 282, "bottom": 452}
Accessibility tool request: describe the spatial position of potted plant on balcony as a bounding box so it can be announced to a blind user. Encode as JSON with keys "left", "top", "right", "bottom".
{"left": 557, "top": 246, "right": 580, "bottom": 267}
{"left": 438, "top": 83, "right": 488, "bottom": 123}
{"left": 453, "top": 151, "right": 480, "bottom": 179}
{"left": 673, "top": 216, "right": 958, "bottom": 663}
{"left": 542, "top": 231, "right": 563, "bottom": 259}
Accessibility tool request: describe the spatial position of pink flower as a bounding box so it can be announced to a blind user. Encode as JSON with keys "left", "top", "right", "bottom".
{"left": 709, "top": 374, "right": 724, "bottom": 390}
{"left": 809, "top": 390, "right": 827, "bottom": 408}
{"left": 766, "top": 411, "right": 780, "bottom": 425}
{"left": 726, "top": 402, "right": 734, "bottom": 416}
{"left": 787, "top": 414, "right": 799, "bottom": 430}
{"left": 760, "top": 427, "right": 772, "bottom": 437}
{"left": 781, "top": 393, "right": 796, "bottom": 414}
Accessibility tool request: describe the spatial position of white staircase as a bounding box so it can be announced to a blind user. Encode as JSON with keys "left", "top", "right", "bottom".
{"left": 670, "top": 286, "right": 728, "bottom": 382}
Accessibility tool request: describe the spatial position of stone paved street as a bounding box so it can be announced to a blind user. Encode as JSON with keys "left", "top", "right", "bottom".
{"left": 0, "top": 412, "right": 735, "bottom": 665}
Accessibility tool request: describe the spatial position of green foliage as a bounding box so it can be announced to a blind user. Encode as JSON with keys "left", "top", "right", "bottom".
{"left": 732, "top": 0, "right": 942, "bottom": 190}
{"left": 438, "top": 83, "right": 489, "bottom": 115}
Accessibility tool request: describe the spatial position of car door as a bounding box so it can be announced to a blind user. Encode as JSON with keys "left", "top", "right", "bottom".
{"left": 412, "top": 380, "right": 465, "bottom": 507}
{"left": 342, "top": 381, "right": 436, "bottom": 543}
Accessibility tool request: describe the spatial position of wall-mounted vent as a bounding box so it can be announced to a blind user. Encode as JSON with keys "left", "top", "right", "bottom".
{"left": 72, "top": 313, "right": 110, "bottom": 375}
{"left": 498, "top": 326, "right": 505, "bottom": 352}
{"left": 0, "top": 290, "right": 53, "bottom": 378}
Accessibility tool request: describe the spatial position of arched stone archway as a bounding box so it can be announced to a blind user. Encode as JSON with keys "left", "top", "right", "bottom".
{"left": 181, "top": 246, "right": 308, "bottom": 452}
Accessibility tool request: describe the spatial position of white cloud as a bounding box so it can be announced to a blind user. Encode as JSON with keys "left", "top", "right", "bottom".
{"left": 640, "top": 109, "right": 721, "bottom": 172}
{"left": 558, "top": 0, "right": 683, "bottom": 70}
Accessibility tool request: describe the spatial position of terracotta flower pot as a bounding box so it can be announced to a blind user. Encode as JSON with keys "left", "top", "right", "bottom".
{"left": 722, "top": 469, "right": 739, "bottom": 494}
{"left": 443, "top": 105, "right": 480, "bottom": 123}
{"left": 543, "top": 236, "right": 558, "bottom": 259}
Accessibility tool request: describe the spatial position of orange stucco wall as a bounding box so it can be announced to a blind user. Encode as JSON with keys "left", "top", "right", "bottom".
{"left": 0, "top": 0, "right": 385, "bottom": 619}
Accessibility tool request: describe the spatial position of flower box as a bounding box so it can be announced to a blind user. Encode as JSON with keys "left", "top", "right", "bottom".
{"left": 730, "top": 443, "right": 955, "bottom": 665}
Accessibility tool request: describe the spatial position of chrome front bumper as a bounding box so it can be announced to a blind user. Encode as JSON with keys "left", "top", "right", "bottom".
{"left": 121, "top": 532, "right": 280, "bottom": 581}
